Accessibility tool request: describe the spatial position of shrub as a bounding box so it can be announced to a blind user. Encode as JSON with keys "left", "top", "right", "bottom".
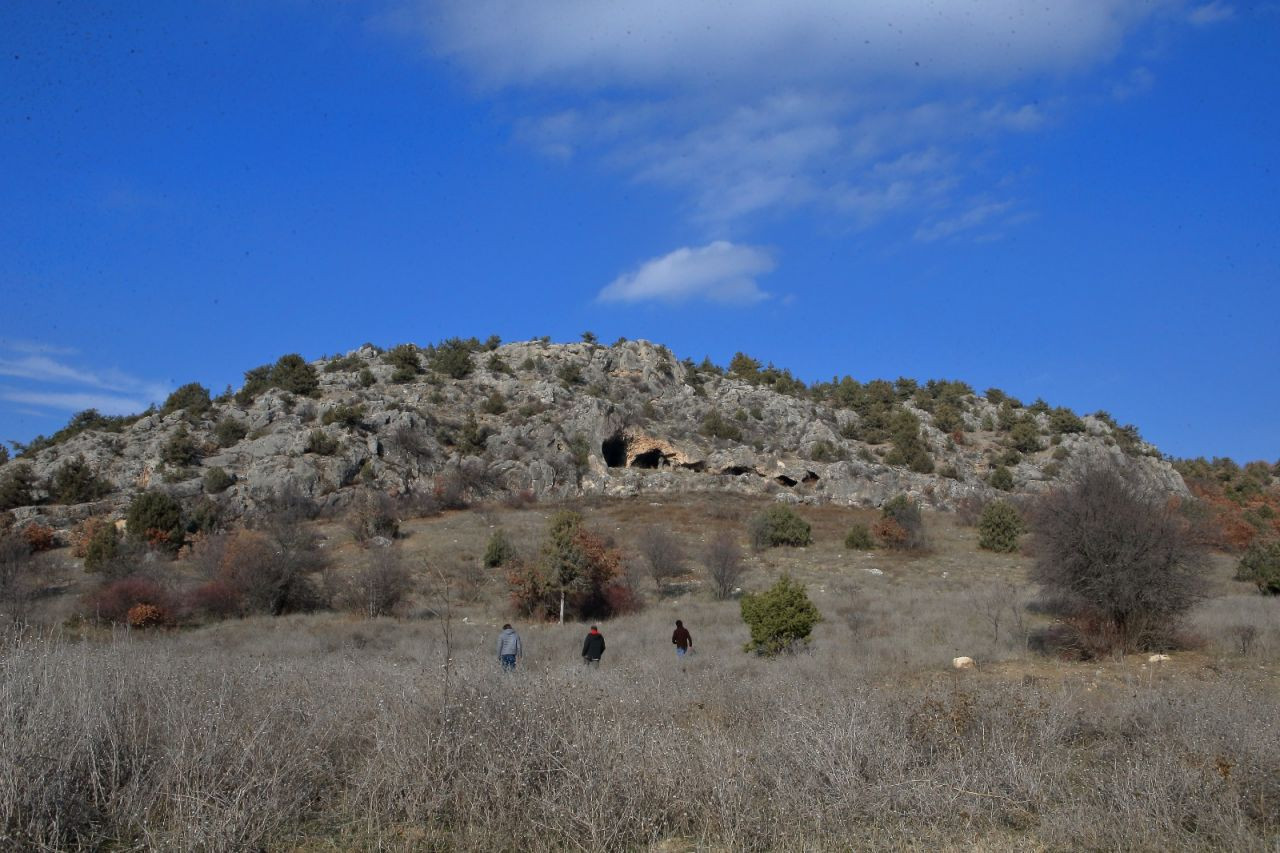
{"left": 304, "top": 430, "right": 340, "bottom": 456}
{"left": 429, "top": 338, "right": 474, "bottom": 379}
{"left": 703, "top": 531, "right": 744, "bottom": 600}
{"left": 323, "top": 353, "right": 362, "bottom": 373}
{"left": 202, "top": 467, "right": 235, "bottom": 494}
{"left": 0, "top": 463, "right": 37, "bottom": 510}
{"left": 1235, "top": 540, "right": 1280, "bottom": 594}
{"left": 989, "top": 465, "right": 1014, "bottom": 491}
{"left": 875, "top": 494, "right": 926, "bottom": 548}
{"left": 844, "top": 524, "right": 874, "bottom": 550}
{"left": 885, "top": 411, "right": 933, "bottom": 474}
{"left": 345, "top": 489, "right": 400, "bottom": 543}
{"left": 384, "top": 344, "right": 422, "bottom": 383}
{"left": 83, "top": 521, "right": 125, "bottom": 573}
{"left": 21, "top": 523, "right": 55, "bottom": 553}
{"left": 213, "top": 417, "right": 249, "bottom": 448}
{"left": 480, "top": 392, "right": 507, "bottom": 415}
{"left": 740, "top": 575, "right": 822, "bottom": 656}
{"left": 637, "top": 525, "right": 685, "bottom": 589}
{"left": 162, "top": 382, "right": 211, "bottom": 416}
{"left": 161, "top": 426, "right": 201, "bottom": 467}
{"left": 508, "top": 511, "right": 636, "bottom": 621}
{"left": 1009, "top": 420, "right": 1042, "bottom": 454}
{"left": 321, "top": 403, "right": 365, "bottom": 428}
{"left": 1030, "top": 467, "right": 1208, "bottom": 653}
{"left": 126, "top": 602, "right": 169, "bottom": 629}
{"left": 84, "top": 575, "right": 171, "bottom": 624}
{"left": 187, "top": 578, "right": 242, "bottom": 618}
{"left": 483, "top": 529, "right": 516, "bottom": 568}
{"left": 270, "top": 354, "right": 319, "bottom": 396}
{"left": 978, "top": 500, "right": 1023, "bottom": 553}
{"left": 700, "top": 410, "right": 743, "bottom": 441}
{"left": 48, "top": 456, "right": 111, "bottom": 504}
{"left": 358, "top": 367, "right": 376, "bottom": 388}
{"left": 556, "top": 363, "right": 583, "bottom": 386}
{"left": 747, "top": 504, "right": 812, "bottom": 550}
{"left": 1049, "top": 407, "right": 1085, "bottom": 434}
{"left": 0, "top": 445, "right": 7, "bottom": 464}
{"left": 125, "top": 491, "right": 184, "bottom": 553}
{"left": 336, "top": 546, "right": 413, "bottom": 617}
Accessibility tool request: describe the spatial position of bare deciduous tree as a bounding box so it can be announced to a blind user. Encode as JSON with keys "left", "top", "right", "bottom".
{"left": 703, "top": 531, "right": 745, "bottom": 600}
{"left": 1030, "top": 466, "right": 1208, "bottom": 654}
{"left": 636, "top": 524, "right": 685, "bottom": 590}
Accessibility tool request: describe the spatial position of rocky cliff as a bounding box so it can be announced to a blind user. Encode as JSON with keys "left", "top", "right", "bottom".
{"left": 0, "top": 339, "right": 1188, "bottom": 527}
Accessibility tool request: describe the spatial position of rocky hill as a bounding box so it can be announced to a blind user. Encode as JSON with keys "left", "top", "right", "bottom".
{"left": 0, "top": 338, "right": 1188, "bottom": 529}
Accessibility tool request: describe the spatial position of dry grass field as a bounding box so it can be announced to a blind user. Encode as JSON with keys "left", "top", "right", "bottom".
{"left": 3, "top": 493, "right": 1279, "bottom": 850}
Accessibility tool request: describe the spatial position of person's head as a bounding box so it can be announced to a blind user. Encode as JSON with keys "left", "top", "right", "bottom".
{"left": 675, "top": 620, "right": 683, "bottom": 627}
{"left": 589, "top": 625, "right": 598, "bottom": 632}
{"left": 502, "top": 623, "right": 512, "bottom": 630}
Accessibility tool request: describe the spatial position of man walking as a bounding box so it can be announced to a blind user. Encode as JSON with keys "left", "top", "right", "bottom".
{"left": 497, "top": 623, "right": 522, "bottom": 671}
{"left": 581, "top": 625, "right": 605, "bottom": 667}
{"left": 672, "top": 619, "right": 693, "bottom": 658}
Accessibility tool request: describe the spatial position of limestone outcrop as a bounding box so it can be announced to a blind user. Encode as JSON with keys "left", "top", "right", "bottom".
{"left": 0, "top": 339, "right": 1189, "bottom": 528}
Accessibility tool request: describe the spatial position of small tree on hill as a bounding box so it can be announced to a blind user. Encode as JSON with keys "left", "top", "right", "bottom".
{"left": 0, "top": 464, "right": 37, "bottom": 511}
{"left": 637, "top": 524, "right": 685, "bottom": 589}
{"left": 48, "top": 456, "right": 111, "bottom": 504}
{"left": 1030, "top": 467, "right": 1208, "bottom": 654}
{"left": 747, "top": 504, "right": 812, "bottom": 550}
{"left": 1236, "top": 540, "right": 1280, "bottom": 594}
{"left": 162, "top": 382, "right": 211, "bottom": 416}
{"left": 125, "top": 491, "right": 185, "bottom": 554}
{"left": 740, "top": 575, "right": 821, "bottom": 656}
{"left": 509, "top": 511, "right": 636, "bottom": 622}
{"left": 270, "top": 354, "right": 319, "bottom": 396}
{"left": 483, "top": 529, "right": 516, "bottom": 568}
{"left": 874, "top": 495, "right": 926, "bottom": 550}
{"left": 703, "top": 531, "right": 745, "bottom": 599}
{"left": 978, "top": 500, "right": 1024, "bottom": 553}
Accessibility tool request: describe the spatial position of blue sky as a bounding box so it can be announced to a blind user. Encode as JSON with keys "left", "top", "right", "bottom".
{"left": 1, "top": 1, "right": 1276, "bottom": 462}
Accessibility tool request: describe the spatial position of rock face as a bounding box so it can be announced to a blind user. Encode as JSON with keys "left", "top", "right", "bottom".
{"left": 0, "top": 339, "right": 1189, "bottom": 526}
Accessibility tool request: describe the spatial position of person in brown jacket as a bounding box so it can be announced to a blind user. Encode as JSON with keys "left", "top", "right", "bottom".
{"left": 671, "top": 620, "right": 693, "bottom": 658}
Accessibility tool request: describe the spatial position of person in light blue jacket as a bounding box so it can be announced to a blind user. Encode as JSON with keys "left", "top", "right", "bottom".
{"left": 497, "top": 624, "right": 523, "bottom": 671}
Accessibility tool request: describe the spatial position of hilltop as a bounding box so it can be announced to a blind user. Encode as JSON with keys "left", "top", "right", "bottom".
{"left": 0, "top": 337, "right": 1192, "bottom": 527}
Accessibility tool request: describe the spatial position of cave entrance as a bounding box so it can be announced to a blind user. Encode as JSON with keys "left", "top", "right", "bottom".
{"left": 601, "top": 434, "right": 628, "bottom": 468}
{"left": 631, "top": 448, "right": 665, "bottom": 469}
{"left": 776, "top": 475, "right": 798, "bottom": 487}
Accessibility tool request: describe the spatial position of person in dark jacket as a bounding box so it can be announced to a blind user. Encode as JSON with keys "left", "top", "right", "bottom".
{"left": 582, "top": 625, "right": 605, "bottom": 666}
{"left": 496, "top": 623, "right": 522, "bottom": 671}
{"left": 671, "top": 620, "right": 693, "bottom": 658}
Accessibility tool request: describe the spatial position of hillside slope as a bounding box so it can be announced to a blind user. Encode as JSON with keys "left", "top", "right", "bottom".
{"left": 0, "top": 338, "right": 1187, "bottom": 526}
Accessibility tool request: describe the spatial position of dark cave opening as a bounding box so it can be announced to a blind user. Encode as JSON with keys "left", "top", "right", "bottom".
{"left": 601, "top": 434, "right": 628, "bottom": 468}
{"left": 775, "top": 475, "right": 798, "bottom": 487}
{"left": 631, "top": 448, "right": 665, "bottom": 469}
{"left": 802, "top": 471, "right": 820, "bottom": 485}
{"left": 721, "top": 465, "right": 754, "bottom": 476}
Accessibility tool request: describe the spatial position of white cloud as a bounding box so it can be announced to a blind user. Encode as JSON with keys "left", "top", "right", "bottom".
{"left": 598, "top": 242, "right": 775, "bottom": 305}
{"left": 914, "top": 200, "right": 1016, "bottom": 242}
{"left": 387, "top": 1, "right": 1189, "bottom": 236}
{"left": 0, "top": 343, "right": 170, "bottom": 419}
{"left": 1112, "top": 66, "right": 1156, "bottom": 100}
{"left": 407, "top": 1, "right": 1163, "bottom": 90}
{"left": 0, "top": 389, "right": 155, "bottom": 417}
{"left": 1188, "top": 3, "right": 1235, "bottom": 25}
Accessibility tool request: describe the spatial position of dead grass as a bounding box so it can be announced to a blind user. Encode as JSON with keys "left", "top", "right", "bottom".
{"left": 3, "top": 493, "right": 1278, "bottom": 849}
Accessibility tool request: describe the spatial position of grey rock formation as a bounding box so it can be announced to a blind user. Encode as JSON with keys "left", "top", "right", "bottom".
{"left": 0, "top": 339, "right": 1189, "bottom": 528}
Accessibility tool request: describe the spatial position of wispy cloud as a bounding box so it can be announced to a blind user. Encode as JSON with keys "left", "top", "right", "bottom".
{"left": 915, "top": 200, "right": 1017, "bottom": 243}
{"left": 0, "top": 389, "right": 156, "bottom": 417}
{"left": 386, "top": 1, "right": 1186, "bottom": 237}
{"left": 1188, "top": 3, "right": 1236, "bottom": 25}
{"left": 598, "top": 242, "right": 775, "bottom": 305}
{"left": 0, "top": 342, "right": 170, "bottom": 418}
